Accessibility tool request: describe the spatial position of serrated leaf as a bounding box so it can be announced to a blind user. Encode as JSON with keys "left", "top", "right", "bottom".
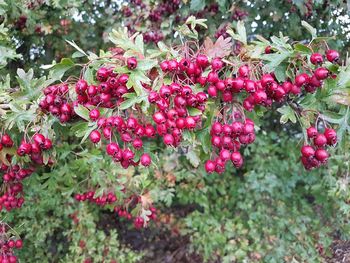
{"left": 187, "top": 107, "right": 202, "bottom": 116}
{"left": 301, "top": 21, "right": 317, "bottom": 39}
{"left": 294, "top": 43, "right": 312, "bottom": 54}
{"left": 136, "top": 59, "right": 157, "bottom": 71}
{"left": 186, "top": 149, "right": 200, "bottom": 168}
{"left": 190, "top": 0, "right": 206, "bottom": 11}
{"left": 74, "top": 104, "right": 90, "bottom": 121}
{"left": 277, "top": 105, "right": 297, "bottom": 124}
{"left": 203, "top": 36, "right": 232, "bottom": 59}
{"left": 65, "top": 40, "right": 87, "bottom": 56}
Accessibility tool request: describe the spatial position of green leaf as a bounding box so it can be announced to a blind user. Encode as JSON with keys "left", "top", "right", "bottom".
{"left": 261, "top": 51, "right": 291, "bottom": 72}
{"left": 186, "top": 149, "right": 200, "bottom": 168}
{"left": 187, "top": 107, "right": 202, "bottom": 116}
{"left": 48, "top": 58, "right": 74, "bottom": 80}
{"left": 301, "top": 21, "right": 317, "bottom": 39}
{"left": 190, "top": 0, "right": 206, "bottom": 11}
{"left": 136, "top": 59, "right": 157, "bottom": 71}
{"left": 65, "top": 40, "right": 87, "bottom": 56}
{"left": 74, "top": 104, "right": 90, "bottom": 121}
{"left": 227, "top": 21, "right": 247, "bottom": 45}
{"left": 294, "top": 43, "right": 312, "bottom": 54}
{"left": 277, "top": 105, "right": 297, "bottom": 124}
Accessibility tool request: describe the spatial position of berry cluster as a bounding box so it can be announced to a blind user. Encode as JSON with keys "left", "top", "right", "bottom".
{"left": 149, "top": 83, "right": 206, "bottom": 147}
{"left": 205, "top": 119, "right": 255, "bottom": 174}
{"left": 143, "top": 30, "right": 164, "bottom": 44}
{"left": 0, "top": 133, "right": 53, "bottom": 211}
{"left": 75, "top": 190, "right": 117, "bottom": 206}
{"left": 89, "top": 112, "right": 154, "bottom": 169}
{"left": 39, "top": 84, "right": 73, "bottom": 123}
{"left": 39, "top": 58, "right": 139, "bottom": 123}
{"left": 0, "top": 224, "right": 23, "bottom": 263}
{"left": 301, "top": 127, "right": 337, "bottom": 170}
{"left": 17, "top": 134, "right": 53, "bottom": 165}
{"left": 115, "top": 205, "right": 157, "bottom": 229}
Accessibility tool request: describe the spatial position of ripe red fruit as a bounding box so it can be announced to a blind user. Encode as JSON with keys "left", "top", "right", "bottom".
{"left": 261, "top": 74, "right": 275, "bottom": 88}
{"left": 153, "top": 112, "right": 166, "bottom": 124}
{"left": 15, "top": 239, "right": 23, "bottom": 248}
{"left": 43, "top": 138, "right": 53, "bottom": 150}
{"left": 310, "top": 53, "right": 323, "bottom": 65}
{"left": 122, "top": 149, "right": 134, "bottom": 160}
{"left": 106, "top": 143, "right": 119, "bottom": 156}
{"left": 211, "top": 122, "right": 222, "bottom": 135}
{"left": 132, "top": 138, "right": 143, "bottom": 149}
{"left": 196, "top": 54, "right": 209, "bottom": 68}
{"left": 205, "top": 160, "right": 216, "bottom": 173}
{"left": 60, "top": 103, "right": 72, "bottom": 115}
{"left": 220, "top": 149, "right": 231, "bottom": 162}
{"left": 89, "top": 109, "right": 100, "bottom": 121}
{"left": 301, "top": 145, "right": 315, "bottom": 158}
{"left": 89, "top": 130, "right": 101, "bottom": 143}
{"left": 207, "top": 85, "right": 218, "bottom": 97}
{"left": 140, "top": 153, "right": 151, "bottom": 166}
{"left": 314, "top": 134, "right": 327, "bottom": 147}
{"left": 253, "top": 90, "right": 267, "bottom": 104}
{"left": 315, "top": 148, "right": 329, "bottom": 162}
{"left": 324, "top": 128, "right": 337, "bottom": 145}
{"left": 75, "top": 79, "right": 88, "bottom": 94}
{"left": 295, "top": 73, "right": 309, "bottom": 87}
{"left": 1, "top": 134, "right": 14, "bottom": 147}
{"left": 207, "top": 71, "right": 219, "bottom": 83}
{"left": 265, "top": 46, "right": 272, "bottom": 54}
{"left": 163, "top": 134, "right": 175, "bottom": 146}
{"left": 326, "top": 50, "right": 339, "bottom": 63}
{"left": 306, "top": 127, "right": 318, "bottom": 139}
{"left": 230, "top": 152, "right": 243, "bottom": 168}
{"left": 96, "top": 67, "right": 110, "bottom": 81}
{"left": 127, "top": 57, "right": 138, "bottom": 69}
{"left": 238, "top": 65, "right": 250, "bottom": 78}
{"left": 33, "top": 133, "right": 45, "bottom": 147}
{"left": 314, "top": 67, "right": 329, "bottom": 80}
{"left": 211, "top": 58, "right": 224, "bottom": 71}
{"left": 185, "top": 116, "right": 196, "bottom": 129}
{"left": 160, "top": 61, "right": 169, "bottom": 71}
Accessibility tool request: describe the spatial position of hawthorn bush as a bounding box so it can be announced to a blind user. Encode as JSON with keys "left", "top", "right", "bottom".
{"left": 1, "top": 1, "right": 350, "bottom": 262}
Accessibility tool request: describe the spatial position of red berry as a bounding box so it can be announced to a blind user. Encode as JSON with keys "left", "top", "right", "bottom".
{"left": 106, "top": 143, "right": 119, "bottom": 156}
{"left": 163, "top": 134, "right": 175, "bottom": 146}
{"left": 89, "top": 130, "right": 101, "bottom": 143}
{"left": 314, "top": 134, "right": 327, "bottom": 147}
{"left": 89, "top": 109, "right": 100, "bottom": 121}
{"left": 1, "top": 134, "right": 14, "bottom": 147}
{"left": 127, "top": 57, "right": 138, "bottom": 69}
{"left": 310, "top": 53, "right": 323, "bottom": 65}
{"left": 205, "top": 160, "right": 216, "bottom": 173}
{"left": 96, "top": 67, "right": 110, "bottom": 82}
{"left": 315, "top": 148, "right": 329, "bottom": 162}
{"left": 326, "top": 50, "right": 339, "bottom": 63}
{"left": 153, "top": 112, "right": 166, "bottom": 124}
{"left": 140, "top": 153, "right": 151, "bottom": 166}
{"left": 33, "top": 133, "right": 45, "bottom": 147}
{"left": 230, "top": 152, "right": 243, "bottom": 168}
{"left": 211, "top": 58, "right": 224, "bottom": 71}
{"left": 196, "top": 54, "right": 209, "bottom": 68}
{"left": 314, "top": 67, "right": 329, "bottom": 80}
{"left": 75, "top": 79, "right": 88, "bottom": 94}
{"left": 324, "top": 128, "right": 337, "bottom": 145}
{"left": 295, "top": 73, "right": 309, "bottom": 87}
{"left": 238, "top": 65, "right": 250, "bottom": 78}
{"left": 301, "top": 145, "right": 315, "bottom": 158}
{"left": 306, "top": 127, "right": 318, "bottom": 139}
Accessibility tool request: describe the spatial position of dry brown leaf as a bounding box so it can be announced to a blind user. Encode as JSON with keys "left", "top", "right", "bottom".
{"left": 140, "top": 192, "right": 153, "bottom": 208}
{"left": 331, "top": 90, "right": 350, "bottom": 106}
{"left": 203, "top": 36, "right": 232, "bottom": 59}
